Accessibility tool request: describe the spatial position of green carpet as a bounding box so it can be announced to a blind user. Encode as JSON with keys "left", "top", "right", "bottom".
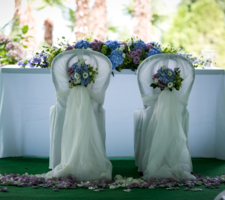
{"left": 0, "top": 157, "right": 225, "bottom": 200}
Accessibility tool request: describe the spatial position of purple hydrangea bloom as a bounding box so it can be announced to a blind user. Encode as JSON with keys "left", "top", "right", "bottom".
{"left": 133, "top": 56, "right": 140, "bottom": 64}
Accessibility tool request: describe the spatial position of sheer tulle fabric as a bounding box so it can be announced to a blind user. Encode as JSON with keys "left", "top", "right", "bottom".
{"left": 46, "top": 86, "right": 112, "bottom": 181}
{"left": 49, "top": 50, "right": 112, "bottom": 169}
{"left": 134, "top": 54, "right": 195, "bottom": 180}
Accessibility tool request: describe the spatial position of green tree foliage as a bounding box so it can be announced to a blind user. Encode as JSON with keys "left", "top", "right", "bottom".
{"left": 163, "top": 0, "right": 225, "bottom": 68}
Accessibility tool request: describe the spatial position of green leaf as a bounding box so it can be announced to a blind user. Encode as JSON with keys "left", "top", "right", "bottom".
{"left": 23, "top": 45, "right": 28, "bottom": 48}
{"left": 21, "top": 25, "right": 29, "bottom": 34}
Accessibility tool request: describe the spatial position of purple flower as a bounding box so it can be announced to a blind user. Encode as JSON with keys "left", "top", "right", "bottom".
{"left": 67, "top": 67, "right": 74, "bottom": 76}
{"left": 146, "top": 43, "right": 154, "bottom": 51}
{"left": 133, "top": 56, "right": 140, "bottom": 64}
{"left": 128, "top": 51, "right": 137, "bottom": 58}
{"left": 152, "top": 73, "right": 159, "bottom": 80}
{"left": 158, "top": 80, "right": 167, "bottom": 88}
{"left": 90, "top": 42, "right": 98, "bottom": 50}
{"left": 136, "top": 49, "right": 142, "bottom": 57}
{"left": 66, "top": 45, "right": 75, "bottom": 51}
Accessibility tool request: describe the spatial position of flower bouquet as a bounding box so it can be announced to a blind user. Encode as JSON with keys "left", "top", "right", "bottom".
{"left": 67, "top": 58, "right": 98, "bottom": 87}
{"left": 150, "top": 66, "right": 183, "bottom": 91}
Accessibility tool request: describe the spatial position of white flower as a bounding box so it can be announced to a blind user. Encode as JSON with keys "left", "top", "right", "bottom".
{"left": 161, "top": 65, "right": 167, "bottom": 70}
{"left": 127, "top": 39, "right": 132, "bottom": 47}
{"left": 74, "top": 78, "right": 81, "bottom": 84}
{"left": 74, "top": 73, "right": 81, "bottom": 79}
{"left": 115, "top": 175, "right": 123, "bottom": 180}
{"left": 122, "top": 53, "right": 126, "bottom": 58}
{"left": 119, "top": 45, "right": 125, "bottom": 51}
{"left": 83, "top": 72, "right": 89, "bottom": 79}
{"left": 154, "top": 78, "right": 158, "bottom": 83}
{"left": 87, "top": 48, "right": 92, "bottom": 51}
{"left": 167, "top": 71, "right": 172, "bottom": 76}
{"left": 109, "top": 185, "right": 117, "bottom": 189}
{"left": 168, "top": 82, "right": 173, "bottom": 88}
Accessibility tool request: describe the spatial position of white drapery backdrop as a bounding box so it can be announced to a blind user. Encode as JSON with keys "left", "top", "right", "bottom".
{"left": 0, "top": 66, "right": 225, "bottom": 159}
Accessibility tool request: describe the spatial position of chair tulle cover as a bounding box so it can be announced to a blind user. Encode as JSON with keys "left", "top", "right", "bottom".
{"left": 134, "top": 54, "right": 196, "bottom": 180}
{"left": 48, "top": 50, "right": 112, "bottom": 180}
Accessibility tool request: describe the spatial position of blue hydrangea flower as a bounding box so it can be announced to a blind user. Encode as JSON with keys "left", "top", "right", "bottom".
{"left": 149, "top": 42, "right": 162, "bottom": 50}
{"left": 105, "top": 40, "right": 120, "bottom": 50}
{"left": 147, "top": 47, "right": 161, "bottom": 57}
{"left": 132, "top": 40, "right": 146, "bottom": 50}
{"left": 81, "top": 76, "right": 90, "bottom": 85}
{"left": 108, "top": 49, "right": 124, "bottom": 70}
{"left": 75, "top": 40, "right": 91, "bottom": 49}
{"left": 157, "top": 68, "right": 175, "bottom": 84}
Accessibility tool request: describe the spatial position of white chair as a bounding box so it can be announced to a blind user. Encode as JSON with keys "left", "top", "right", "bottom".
{"left": 49, "top": 49, "right": 112, "bottom": 169}
{"left": 134, "top": 54, "right": 195, "bottom": 176}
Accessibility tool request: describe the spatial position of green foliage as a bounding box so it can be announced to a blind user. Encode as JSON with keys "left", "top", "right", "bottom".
{"left": 61, "top": 7, "right": 76, "bottom": 32}
{"left": 21, "top": 25, "right": 29, "bottom": 34}
{"left": 163, "top": 0, "right": 225, "bottom": 68}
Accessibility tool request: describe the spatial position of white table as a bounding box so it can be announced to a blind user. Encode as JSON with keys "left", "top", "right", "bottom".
{"left": 0, "top": 66, "right": 225, "bottom": 159}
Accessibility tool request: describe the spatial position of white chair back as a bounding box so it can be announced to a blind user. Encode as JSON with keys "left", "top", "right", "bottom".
{"left": 51, "top": 49, "right": 112, "bottom": 103}
{"left": 137, "top": 54, "right": 195, "bottom": 107}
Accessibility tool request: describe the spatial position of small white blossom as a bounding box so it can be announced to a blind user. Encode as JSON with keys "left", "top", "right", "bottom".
{"left": 83, "top": 72, "right": 88, "bottom": 79}
{"left": 167, "top": 71, "right": 172, "bottom": 76}
{"left": 74, "top": 73, "right": 81, "bottom": 79}
{"left": 119, "top": 45, "right": 125, "bottom": 51}
{"left": 154, "top": 78, "right": 158, "bottom": 83}
{"left": 122, "top": 53, "right": 126, "bottom": 58}
{"left": 168, "top": 82, "right": 173, "bottom": 88}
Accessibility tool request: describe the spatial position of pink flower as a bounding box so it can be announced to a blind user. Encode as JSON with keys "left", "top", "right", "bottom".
{"left": 133, "top": 56, "right": 140, "bottom": 64}
{"left": 152, "top": 73, "right": 159, "bottom": 80}
{"left": 128, "top": 51, "right": 137, "bottom": 58}
{"left": 146, "top": 44, "right": 154, "bottom": 51}
{"left": 136, "top": 49, "right": 142, "bottom": 57}
{"left": 67, "top": 67, "right": 74, "bottom": 76}
{"left": 158, "top": 80, "right": 167, "bottom": 88}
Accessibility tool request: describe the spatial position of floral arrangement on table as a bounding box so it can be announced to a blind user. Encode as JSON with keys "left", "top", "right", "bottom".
{"left": 0, "top": 25, "right": 30, "bottom": 67}
{"left": 18, "top": 35, "right": 210, "bottom": 71}
{"left": 151, "top": 66, "right": 183, "bottom": 91}
{"left": 67, "top": 58, "right": 98, "bottom": 87}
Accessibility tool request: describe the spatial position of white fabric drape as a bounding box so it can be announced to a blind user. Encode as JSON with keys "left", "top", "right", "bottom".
{"left": 134, "top": 54, "right": 195, "bottom": 180}
{"left": 49, "top": 50, "right": 112, "bottom": 169}
{"left": 46, "top": 86, "right": 112, "bottom": 180}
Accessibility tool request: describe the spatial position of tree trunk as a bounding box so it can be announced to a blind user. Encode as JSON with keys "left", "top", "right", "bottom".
{"left": 90, "top": 0, "right": 107, "bottom": 41}
{"left": 44, "top": 18, "right": 54, "bottom": 46}
{"left": 12, "top": 0, "right": 22, "bottom": 33}
{"left": 133, "top": 0, "right": 151, "bottom": 42}
{"left": 19, "top": 5, "right": 38, "bottom": 49}
{"left": 74, "top": 0, "right": 89, "bottom": 39}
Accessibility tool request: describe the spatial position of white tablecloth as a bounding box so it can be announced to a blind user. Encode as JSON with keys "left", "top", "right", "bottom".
{"left": 0, "top": 66, "right": 225, "bottom": 159}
